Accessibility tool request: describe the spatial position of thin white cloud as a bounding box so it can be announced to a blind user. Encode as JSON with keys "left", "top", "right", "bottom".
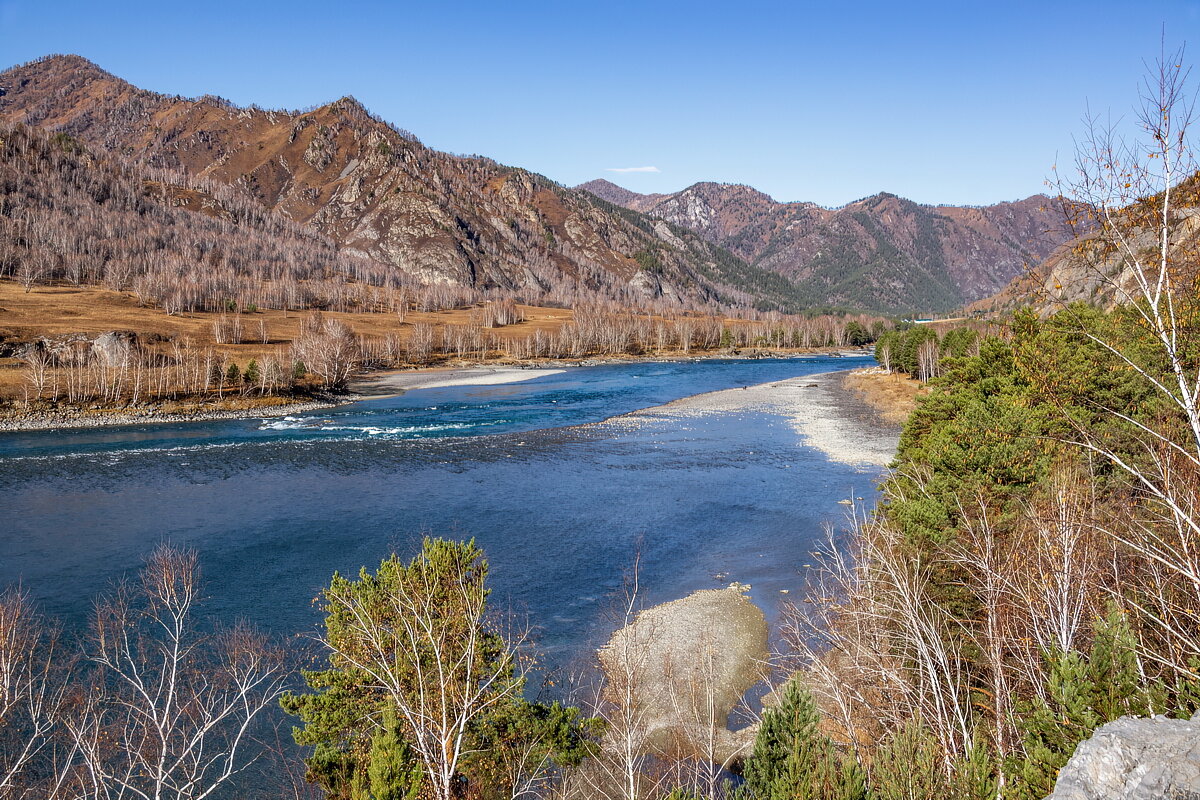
{"left": 605, "top": 166, "right": 661, "bottom": 174}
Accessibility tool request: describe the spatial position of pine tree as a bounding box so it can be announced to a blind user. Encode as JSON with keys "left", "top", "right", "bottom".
{"left": 243, "top": 359, "right": 261, "bottom": 386}
{"left": 1007, "top": 608, "right": 1163, "bottom": 800}
{"left": 225, "top": 363, "right": 240, "bottom": 384}
{"left": 949, "top": 731, "right": 998, "bottom": 800}
{"left": 870, "top": 719, "right": 947, "bottom": 800}
{"left": 743, "top": 680, "right": 865, "bottom": 800}
{"left": 350, "top": 706, "right": 423, "bottom": 800}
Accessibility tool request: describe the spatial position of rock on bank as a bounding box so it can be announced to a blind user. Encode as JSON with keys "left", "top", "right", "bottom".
{"left": 599, "top": 588, "right": 769, "bottom": 764}
{"left": 1048, "top": 711, "right": 1200, "bottom": 799}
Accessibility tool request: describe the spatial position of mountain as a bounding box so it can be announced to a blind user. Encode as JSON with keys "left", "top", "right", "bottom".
{"left": 0, "top": 121, "right": 393, "bottom": 316}
{"left": 969, "top": 190, "right": 1200, "bottom": 316}
{"left": 576, "top": 179, "right": 1068, "bottom": 314}
{"left": 0, "top": 55, "right": 804, "bottom": 311}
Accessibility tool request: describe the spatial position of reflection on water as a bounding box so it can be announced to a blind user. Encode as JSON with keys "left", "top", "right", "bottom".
{"left": 0, "top": 355, "right": 889, "bottom": 666}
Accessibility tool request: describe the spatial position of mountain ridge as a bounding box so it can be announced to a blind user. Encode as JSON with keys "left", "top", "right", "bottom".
{"left": 577, "top": 177, "right": 1068, "bottom": 314}
{"left": 0, "top": 54, "right": 807, "bottom": 311}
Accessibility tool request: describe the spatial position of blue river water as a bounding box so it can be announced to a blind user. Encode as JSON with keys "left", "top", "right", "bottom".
{"left": 0, "top": 354, "right": 888, "bottom": 667}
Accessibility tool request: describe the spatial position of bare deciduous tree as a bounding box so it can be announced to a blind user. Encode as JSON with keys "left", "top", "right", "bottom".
{"left": 292, "top": 312, "right": 361, "bottom": 389}
{"left": 0, "top": 587, "right": 70, "bottom": 797}
{"left": 1046, "top": 45, "right": 1200, "bottom": 675}
{"left": 61, "top": 545, "right": 289, "bottom": 800}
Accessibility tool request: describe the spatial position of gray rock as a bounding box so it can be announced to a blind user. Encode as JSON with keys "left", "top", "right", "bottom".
{"left": 599, "top": 588, "right": 769, "bottom": 764}
{"left": 627, "top": 269, "right": 662, "bottom": 298}
{"left": 1047, "top": 711, "right": 1200, "bottom": 800}
{"left": 91, "top": 331, "right": 139, "bottom": 367}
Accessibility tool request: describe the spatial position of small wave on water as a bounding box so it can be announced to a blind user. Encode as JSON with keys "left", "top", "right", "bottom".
{"left": 258, "top": 416, "right": 495, "bottom": 438}
{"left": 257, "top": 415, "right": 326, "bottom": 430}
{"left": 322, "top": 422, "right": 482, "bottom": 436}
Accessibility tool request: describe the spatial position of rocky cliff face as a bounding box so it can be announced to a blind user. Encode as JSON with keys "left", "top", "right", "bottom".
{"left": 1047, "top": 712, "right": 1200, "bottom": 800}
{"left": 0, "top": 55, "right": 797, "bottom": 309}
{"left": 578, "top": 179, "right": 1067, "bottom": 314}
{"left": 971, "top": 204, "right": 1200, "bottom": 316}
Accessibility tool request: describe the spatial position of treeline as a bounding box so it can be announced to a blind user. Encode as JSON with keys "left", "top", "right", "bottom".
{"left": 874, "top": 320, "right": 999, "bottom": 380}
{"left": 10, "top": 305, "right": 886, "bottom": 405}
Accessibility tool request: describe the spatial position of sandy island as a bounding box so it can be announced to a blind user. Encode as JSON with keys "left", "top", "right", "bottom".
{"left": 607, "top": 370, "right": 900, "bottom": 468}
{"left": 349, "top": 366, "right": 567, "bottom": 396}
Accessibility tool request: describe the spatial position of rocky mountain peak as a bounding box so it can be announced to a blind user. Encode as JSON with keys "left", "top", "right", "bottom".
{"left": 0, "top": 55, "right": 812, "bottom": 311}
{"left": 580, "top": 176, "right": 1067, "bottom": 313}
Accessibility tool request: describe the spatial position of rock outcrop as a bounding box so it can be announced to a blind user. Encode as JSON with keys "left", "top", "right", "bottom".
{"left": 971, "top": 206, "right": 1200, "bottom": 317}
{"left": 599, "top": 588, "right": 769, "bottom": 764}
{"left": 1047, "top": 712, "right": 1200, "bottom": 800}
{"left": 12, "top": 331, "right": 141, "bottom": 366}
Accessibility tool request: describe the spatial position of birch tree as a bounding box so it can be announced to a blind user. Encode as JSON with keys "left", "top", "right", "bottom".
{"left": 1045, "top": 45, "right": 1200, "bottom": 674}
{"left": 61, "top": 545, "right": 289, "bottom": 800}
{"left": 286, "top": 539, "right": 531, "bottom": 800}
{"left": 0, "top": 587, "right": 70, "bottom": 798}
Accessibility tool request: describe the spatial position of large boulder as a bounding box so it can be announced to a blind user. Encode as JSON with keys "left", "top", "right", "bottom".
{"left": 91, "top": 330, "right": 139, "bottom": 367}
{"left": 599, "top": 588, "right": 769, "bottom": 764}
{"left": 1047, "top": 711, "right": 1200, "bottom": 799}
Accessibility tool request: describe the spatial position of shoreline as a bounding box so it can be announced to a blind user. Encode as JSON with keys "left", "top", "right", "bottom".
{"left": 0, "top": 348, "right": 872, "bottom": 433}
{"left": 609, "top": 369, "right": 900, "bottom": 468}
{"left": 349, "top": 366, "right": 567, "bottom": 396}
{"left": 0, "top": 396, "right": 344, "bottom": 433}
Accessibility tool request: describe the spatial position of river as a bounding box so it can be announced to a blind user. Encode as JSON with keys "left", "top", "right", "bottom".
{"left": 0, "top": 354, "right": 895, "bottom": 666}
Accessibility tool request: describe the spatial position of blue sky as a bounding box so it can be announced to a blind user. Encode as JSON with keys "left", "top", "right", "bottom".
{"left": 2, "top": 0, "right": 1197, "bottom": 206}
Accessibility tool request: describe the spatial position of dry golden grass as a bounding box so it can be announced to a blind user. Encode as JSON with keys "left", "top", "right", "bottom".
{"left": 0, "top": 280, "right": 575, "bottom": 396}
{"left": 841, "top": 368, "right": 925, "bottom": 424}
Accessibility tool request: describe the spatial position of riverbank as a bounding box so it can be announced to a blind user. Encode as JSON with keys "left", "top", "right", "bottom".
{"left": 0, "top": 394, "right": 342, "bottom": 432}
{"left": 840, "top": 366, "right": 924, "bottom": 424}
{"left": 609, "top": 368, "right": 900, "bottom": 468}
{"left": 350, "top": 366, "right": 567, "bottom": 396}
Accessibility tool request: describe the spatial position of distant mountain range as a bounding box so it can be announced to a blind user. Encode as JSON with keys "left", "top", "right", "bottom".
{"left": 0, "top": 54, "right": 1069, "bottom": 315}
{"left": 0, "top": 55, "right": 810, "bottom": 311}
{"left": 578, "top": 179, "right": 1068, "bottom": 314}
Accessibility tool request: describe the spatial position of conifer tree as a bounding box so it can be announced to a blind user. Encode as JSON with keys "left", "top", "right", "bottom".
{"left": 350, "top": 706, "right": 423, "bottom": 800}
{"left": 1007, "top": 608, "right": 1162, "bottom": 800}
{"left": 869, "top": 719, "right": 946, "bottom": 800}
{"left": 743, "top": 680, "right": 865, "bottom": 800}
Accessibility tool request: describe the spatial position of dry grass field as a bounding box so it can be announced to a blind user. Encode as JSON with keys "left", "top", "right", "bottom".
{"left": 0, "top": 280, "right": 576, "bottom": 398}
{"left": 841, "top": 367, "right": 926, "bottom": 424}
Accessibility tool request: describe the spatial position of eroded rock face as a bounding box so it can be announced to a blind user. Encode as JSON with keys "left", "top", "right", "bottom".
{"left": 599, "top": 588, "right": 769, "bottom": 764}
{"left": 91, "top": 331, "right": 139, "bottom": 367}
{"left": 1047, "top": 711, "right": 1200, "bottom": 800}
{"left": 11, "top": 331, "right": 140, "bottom": 367}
